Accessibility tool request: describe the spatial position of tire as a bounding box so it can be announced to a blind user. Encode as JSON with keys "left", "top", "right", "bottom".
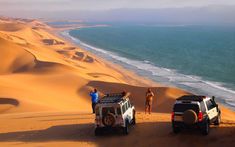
{"left": 201, "top": 120, "right": 210, "bottom": 135}
{"left": 95, "top": 128, "right": 102, "bottom": 136}
{"left": 102, "top": 113, "right": 116, "bottom": 127}
{"left": 132, "top": 110, "right": 136, "bottom": 125}
{"left": 173, "top": 126, "right": 180, "bottom": 134}
{"left": 132, "top": 116, "right": 136, "bottom": 125}
{"left": 183, "top": 109, "right": 197, "bottom": 125}
{"left": 172, "top": 122, "right": 180, "bottom": 134}
{"left": 214, "top": 114, "right": 221, "bottom": 126}
{"left": 123, "top": 121, "right": 129, "bottom": 135}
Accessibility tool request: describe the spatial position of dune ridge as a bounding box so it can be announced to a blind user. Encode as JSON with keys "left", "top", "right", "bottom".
{"left": 0, "top": 17, "right": 234, "bottom": 147}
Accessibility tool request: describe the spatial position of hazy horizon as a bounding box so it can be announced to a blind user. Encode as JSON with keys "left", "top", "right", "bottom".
{"left": 1, "top": 0, "right": 235, "bottom": 10}
{"left": 0, "top": 0, "right": 235, "bottom": 25}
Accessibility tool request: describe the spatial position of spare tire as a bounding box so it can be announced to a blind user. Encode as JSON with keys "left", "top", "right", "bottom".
{"left": 183, "top": 109, "right": 197, "bottom": 125}
{"left": 102, "top": 113, "right": 116, "bottom": 127}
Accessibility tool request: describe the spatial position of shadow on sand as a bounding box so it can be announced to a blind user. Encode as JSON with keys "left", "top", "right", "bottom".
{"left": 0, "top": 98, "right": 19, "bottom": 106}
{"left": 13, "top": 113, "right": 91, "bottom": 119}
{"left": 0, "top": 121, "right": 234, "bottom": 147}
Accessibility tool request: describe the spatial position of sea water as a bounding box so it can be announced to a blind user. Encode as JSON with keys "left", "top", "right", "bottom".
{"left": 64, "top": 25, "right": 235, "bottom": 109}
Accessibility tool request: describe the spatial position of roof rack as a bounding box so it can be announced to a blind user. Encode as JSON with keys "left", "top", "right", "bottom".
{"left": 176, "top": 95, "right": 206, "bottom": 102}
{"left": 99, "top": 92, "right": 131, "bottom": 104}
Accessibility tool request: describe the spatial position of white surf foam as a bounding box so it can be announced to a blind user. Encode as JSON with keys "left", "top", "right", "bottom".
{"left": 61, "top": 30, "right": 235, "bottom": 109}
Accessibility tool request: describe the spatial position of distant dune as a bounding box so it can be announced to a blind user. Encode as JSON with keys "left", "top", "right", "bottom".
{"left": 0, "top": 17, "right": 234, "bottom": 147}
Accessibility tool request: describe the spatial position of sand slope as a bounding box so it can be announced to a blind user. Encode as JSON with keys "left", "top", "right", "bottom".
{"left": 0, "top": 17, "right": 234, "bottom": 147}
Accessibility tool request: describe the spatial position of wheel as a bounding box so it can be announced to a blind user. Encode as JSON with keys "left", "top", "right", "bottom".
{"left": 201, "top": 120, "right": 210, "bottom": 135}
{"left": 173, "top": 126, "right": 180, "bottom": 134}
{"left": 214, "top": 114, "right": 221, "bottom": 126}
{"left": 172, "top": 122, "right": 180, "bottom": 134}
{"left": 132, "top": 111, "right": 136, "bottom": 125}
{"left": 95, "top": 128, "right": 102, "bottom": 136}
{"left": 132, "top": 116, "right": 136, "bottom": 125}
{"left": 123, "top": 121, "right": 129, "bottom": 135}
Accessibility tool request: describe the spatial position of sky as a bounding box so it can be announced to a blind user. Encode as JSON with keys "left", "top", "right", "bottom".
{"left": 0, "top": 0, "right": 235, "bottom": 25}
{"left": 0, "top": 0, "right": 235, "bottom": 11}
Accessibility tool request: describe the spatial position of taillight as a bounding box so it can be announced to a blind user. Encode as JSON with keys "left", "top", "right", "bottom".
{"left": 198, "top": 112, "right": 203, "bottom": 122}
{"left": 171, "top": 112, "right": 174, "bottom": 121}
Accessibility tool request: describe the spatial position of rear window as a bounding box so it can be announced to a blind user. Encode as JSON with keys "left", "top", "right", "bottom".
{"left": 102, "top": 107, "right": 115, "bottom": 115}
{"left": 117, "top": 107, "right": 122, "bottom": 115}
{"left": 200, "top": 102, "right": 206, "bottom": 112}
{"left": 122, "top": 105, "right": 126, "bottom": 113}
{"left": 173, "top": 104, "right": 199, "bottom": 113}
{"left": 206, "top": 100, "right": 215, "bottom": 110}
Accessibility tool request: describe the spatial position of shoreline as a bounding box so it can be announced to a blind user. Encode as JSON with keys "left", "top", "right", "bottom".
{"left": 55, "top": 25, "right": 235, "bottom": 111}
{"left": 52, "top": 26, "right": 160, "bottom": 87}
{"left": 0, "top": 17, "right": 235, "bottom": 147}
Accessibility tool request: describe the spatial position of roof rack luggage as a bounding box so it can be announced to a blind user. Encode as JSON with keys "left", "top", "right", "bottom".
{"left": 99, "top": 92, "right": 131, "bottom": 103}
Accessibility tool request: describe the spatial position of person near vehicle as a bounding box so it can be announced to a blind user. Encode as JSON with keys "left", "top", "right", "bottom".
{"left": 122, "top": 91, "right": 127, "bottom": 97}
{"left": 145, "top": 88, "right": 155, "bottom": 114}
{"left": 90, "top": 89, "right": 99, "bottom": 113}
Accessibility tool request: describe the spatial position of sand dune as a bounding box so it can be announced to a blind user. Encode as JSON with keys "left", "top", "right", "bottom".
{"left": 0, "top": 22, "right": 25, "bottom": 32}
{"left": 0, "top": 37, "right": 35, "bottom": 74}
{"left": 42, "top": 39, "right": 65, "bottom": 45}
{"left": 0, "top": 17, "right": 234, "bottom": 147}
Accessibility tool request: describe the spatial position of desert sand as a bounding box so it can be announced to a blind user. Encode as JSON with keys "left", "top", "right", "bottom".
{"left": 0, "top": 17, "right": 235, "bottom": 147}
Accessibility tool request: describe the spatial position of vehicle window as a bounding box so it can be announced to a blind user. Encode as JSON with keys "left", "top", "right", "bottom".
{"left": 122, "top": 105, "right": 126, "bottom": 113}
{"left": 173, "top": 104, "right": 199, "bottom": 113}
{"left": 125, "top": 103, "right": 128, "bottom": 111}
{"left": 102, "top": 107, "right": 115, "bottom": 115}
{"left": 117, "top": 107, "right": 122, "bottom": 115}
{"left": 206, "top": 100, "right": 215, "bottom": 110}
{"left": 200, "top": 102, "right": 206, "bottom": 112}
{"left": 128, "top": 101, "right": 131, "bottom": 108}
{"left": 210, "top": 99, "right": 217, "bottom": 106}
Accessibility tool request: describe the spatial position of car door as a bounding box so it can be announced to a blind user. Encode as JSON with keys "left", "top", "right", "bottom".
{"left": 206, "top": 99, "right": 218, "bottom": 120}
{"left": 127, "top": 101, "right": 133, "bottom": 121}
{"left": 124, "top": 102, "right": 131, "bottom": 123}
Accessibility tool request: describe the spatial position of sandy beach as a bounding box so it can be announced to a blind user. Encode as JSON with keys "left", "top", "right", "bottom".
{"left": 0, "top": 17, "right": 235, "bottom": 147}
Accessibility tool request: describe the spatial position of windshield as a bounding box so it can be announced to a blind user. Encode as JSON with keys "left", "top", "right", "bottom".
{"left": 174, "top": 104, "right": 199, "bottom": 114}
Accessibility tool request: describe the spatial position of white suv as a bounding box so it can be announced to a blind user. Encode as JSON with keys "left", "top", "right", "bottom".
{"left": 172, "top": 95, "right": 221, "bottom": 135}
{"left": 94, "top": 92, "right": 136, "bottom": 136}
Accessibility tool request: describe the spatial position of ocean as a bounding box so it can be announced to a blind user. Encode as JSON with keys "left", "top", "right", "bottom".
{"left": 62, "top": 25, "right": 235, "bottom": 109}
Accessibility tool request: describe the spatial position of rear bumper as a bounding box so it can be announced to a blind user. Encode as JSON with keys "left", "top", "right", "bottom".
{"left": 172, "top": 121, "right": 204, "bottom": 129}
{"left": 95, "top": 124, "right": 125, "bottom": 128}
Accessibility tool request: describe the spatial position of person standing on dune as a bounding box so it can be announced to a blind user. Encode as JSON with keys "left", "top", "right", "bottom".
{"left": 90, "top": 89, "right": 99, "bottom": 113}
{"left": 145, "top": 88, "right": 155, "bottom": 114}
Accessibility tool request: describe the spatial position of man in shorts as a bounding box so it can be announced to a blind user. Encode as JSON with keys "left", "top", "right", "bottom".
{"left": 145, "top": 88, "right": 155, "bottom": 114}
